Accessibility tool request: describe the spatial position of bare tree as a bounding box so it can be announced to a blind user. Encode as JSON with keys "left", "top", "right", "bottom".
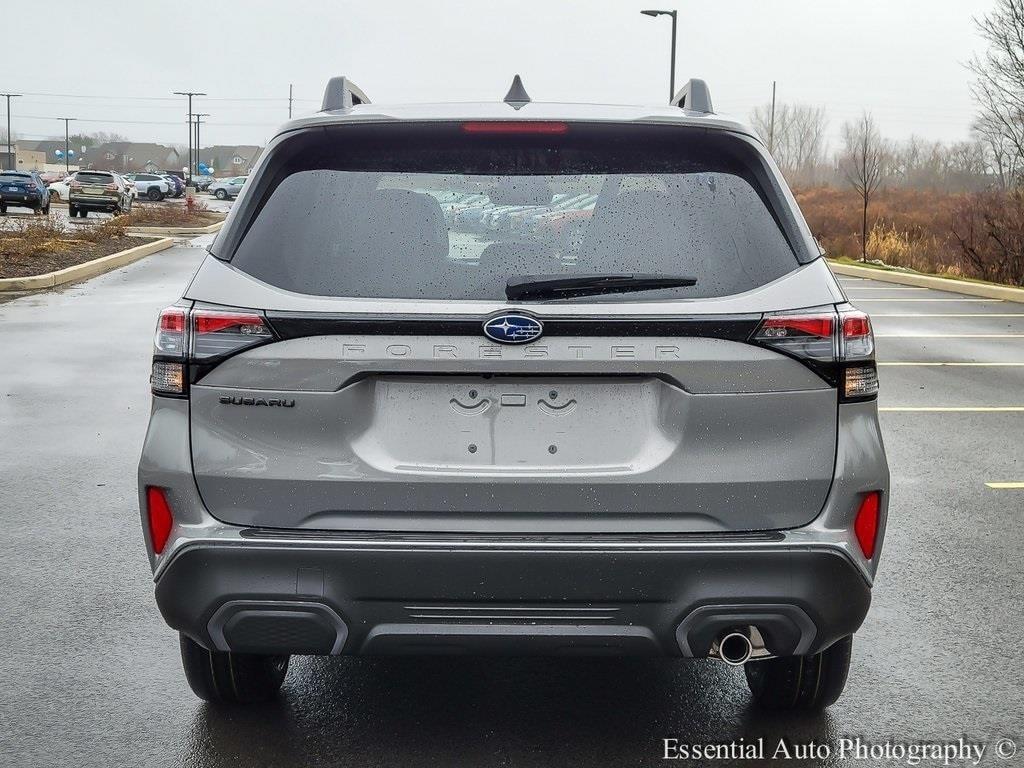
{"left": 974, "top": 115, "right": 1023, "bottom": 188}
{"left": 751, "top": 102, "right": 829, "bottom": 185}
{"left": 952, "top": 189, "right": 1024, "bottom": 285}
{"left": 968, "top": 0, "right": 1024, "bottom": 187}
{"left": 840, "top": 113, "right": 888, "bottom": 261}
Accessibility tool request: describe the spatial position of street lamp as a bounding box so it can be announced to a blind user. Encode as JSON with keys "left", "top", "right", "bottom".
{"left": 174, "top": 91, "right": 206, "bottom": 180}
{"left": 58, "top": 118, "right": 76, "bottom": 174}
{"left": 1, "top": 93, "right": 21, "bottom": 168}
{"left": 641, "top": 9, "right": 678, "bottom": 103}
{"left": 193, "top": 113, "right": 209, "bottom": 176}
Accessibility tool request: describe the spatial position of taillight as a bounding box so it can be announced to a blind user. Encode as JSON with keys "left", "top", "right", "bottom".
{"left": 752, "top": 308, "right": 878, "bottom": 402}
{"left": 191, "top": 309, "right": 272, "bottom": 359}
{"left": 150, "top": 306, "right": 273, "bottom": 397}
{"left": 753, "top": 313, "right": 835, "bottom": 361}
{"left": 854, "top": 491, "right": 881, "bottom": 559}
{"left": 145, "top": 486, "right": 174, "bottom": 555}
{"left": 155, "top": 307, "right": 186, "bottom": 354}
{"left": 839, "top": 309, "right": 878, "bottom": 400}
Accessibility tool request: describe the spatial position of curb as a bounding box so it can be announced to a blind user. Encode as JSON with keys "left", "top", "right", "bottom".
{"left": 0, "top": 237, "right": 175, "bottom": 292}
{"left": 829, "top": 261, "right": 1024, "bottom": 304}
{"left": 125, "top": 220, "right": 224, "bottom": 236}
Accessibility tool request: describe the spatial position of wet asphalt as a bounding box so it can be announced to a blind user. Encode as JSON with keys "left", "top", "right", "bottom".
{"left": 0, "top": 248, "right": 1022, "bottom": 767}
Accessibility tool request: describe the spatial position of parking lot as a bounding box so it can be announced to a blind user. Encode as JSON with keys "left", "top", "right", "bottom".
{"left": 0, "top": 247, "right": 1021, "bottom": 767}
{"left": 0, "top": 194, "right": 233, "bottom": 235}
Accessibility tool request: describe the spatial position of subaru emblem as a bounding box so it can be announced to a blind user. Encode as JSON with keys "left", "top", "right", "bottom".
{"left": 483, "top": 313, "right": 544, "bottom": 344}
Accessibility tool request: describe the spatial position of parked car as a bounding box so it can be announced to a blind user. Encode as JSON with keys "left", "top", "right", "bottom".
{"left": 115, "top": 173, "right": 138, "bottom": 201}
{"left": 161, "top": 174, "right": 184, "bottom": 198}
{"left": 191, "top": 174, "right": 214, "bottom": 191}
{"left": 140, "top": 76, "right": 889, "bottom": 710}
{"left": 46, "top": 173, "right": 76, "bottom": 202}
{"left": 510, "top": 193, "right": 596, "bottom": 235}
{"left": 208, "top": 176, "right": 246, "bottom": 200}
{"left": 0, "top": 171, "right": 50, "bottom": 215}
{"left": 124, "top": 173, "right": 170, "bottom": 201}
{"left": 68, "top": 170, "right": 132, "bottom": 217}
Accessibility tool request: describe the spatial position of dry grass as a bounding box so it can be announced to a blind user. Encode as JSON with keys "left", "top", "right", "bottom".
{"left": 794, "top": 187, "right": 967, "bottom": 275}
{"left": 0, "top": 216, "right": 147, "bottom": 278}
{"left": 0, "top": 216, "right": 130, "bottom": 258}
{"left": 123, "top": 201, "right": 223, "bottom": 228}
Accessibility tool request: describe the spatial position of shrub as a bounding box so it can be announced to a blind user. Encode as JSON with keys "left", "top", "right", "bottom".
{"left": 951, "top": 190, "right": 1024, "bottom": 287}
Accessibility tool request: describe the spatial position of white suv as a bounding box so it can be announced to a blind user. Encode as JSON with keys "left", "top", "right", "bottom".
{"left": 124, "top": 173, "right": 171, "bottom": 201}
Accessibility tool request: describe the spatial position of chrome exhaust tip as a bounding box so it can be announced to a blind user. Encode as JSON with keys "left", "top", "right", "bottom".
{"left": 716, "top": 631, "right": 754, "bottom": 666}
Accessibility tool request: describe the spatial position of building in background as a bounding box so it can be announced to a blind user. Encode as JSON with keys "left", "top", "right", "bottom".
{"left": 85, "top": 142, "right": 181, "bottom": 173}
{"left": 9, "top": 141, "right": 81, "bottom": 173}
{"left": 197, "top": 145, "right": 263, "bottom": 176}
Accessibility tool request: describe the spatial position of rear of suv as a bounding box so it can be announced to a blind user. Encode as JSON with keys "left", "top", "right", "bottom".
{"left": 139, "top": 76, "right": 889, "bottom": 709}
{"left": 0, "top": 171, "right": 50, "bottom": 215}
{"left": 68, "top": 170, "right": 132, "bottom": 217}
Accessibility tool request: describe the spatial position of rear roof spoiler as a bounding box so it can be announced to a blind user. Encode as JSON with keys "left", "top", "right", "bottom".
{"left": 320, "top": 77, "right": 371, "bottom": 112}
{"left": 671, "top": 79, "right": 713, "bottom": 114}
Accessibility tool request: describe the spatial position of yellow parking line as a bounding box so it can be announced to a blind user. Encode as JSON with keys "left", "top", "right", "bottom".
{"left": 845, "top": 286, "right": 930, "bottom": 291}
{"left": 986, "top": 482, "right": 1024, "bottom": 489}
{"left": 875, "top": 333, "right": 1024, "bottom": 338}
{"left": 880, "top": 406, "right": 1024, "bottom": 412}
{"left": 878, "top": 362, "right": 1024, "bottom": 366}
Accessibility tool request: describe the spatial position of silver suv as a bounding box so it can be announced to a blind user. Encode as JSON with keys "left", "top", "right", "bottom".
{"left": 139, "top": 76, "right": 889, "bottom": 709}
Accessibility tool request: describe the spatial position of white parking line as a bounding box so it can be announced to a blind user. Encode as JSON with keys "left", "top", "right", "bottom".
{"left": 880, "top": 406, "right": 1024, "bottom": 412}
{"left": 870, "top": 313, "right": 1024, "bottom": 317}
{"left": 856, "top": 298, "right": 1003, "bottom": 302}
{"left": 875, "top": 333, "right": 1024, "bottom": 338}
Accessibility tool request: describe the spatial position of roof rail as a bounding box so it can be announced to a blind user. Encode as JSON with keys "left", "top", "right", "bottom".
{"left": 320, "top": 77, "right": 371, "bottom": 112}
{"left": 671, "top": 79, "right": 713, "bottom": 113}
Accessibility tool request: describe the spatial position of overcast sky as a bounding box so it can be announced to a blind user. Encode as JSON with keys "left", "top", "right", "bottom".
{"left": 6, "top": 0, "right": 994, "bottom": 154}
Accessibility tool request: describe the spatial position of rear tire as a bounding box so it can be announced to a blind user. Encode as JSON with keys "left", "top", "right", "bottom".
{"left": 179, "top": 633, "right": 289, "bottom": 704}
{"left": 744, "top": 635, "right": 853, "bottom": 711}
{"left": 147, "top": 187, "right": 162, "bottom": 202}
{"left": 67, "top": 204, "right": 77, "bottom": 218}
{"left": 79, "top": 209, "right": 88, "bottom": 218}
{"left": 215, "top": 189, "right": 228, "bottom": 200}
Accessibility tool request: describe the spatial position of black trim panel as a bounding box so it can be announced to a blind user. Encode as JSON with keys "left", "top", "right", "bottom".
{"left": 264, "top": 311, "right": 762, "bottom": 341}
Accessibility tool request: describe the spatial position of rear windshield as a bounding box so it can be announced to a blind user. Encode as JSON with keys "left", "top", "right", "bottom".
{"left": 225, "top": 123, "right": 808, "bottom": 301}
{"left": 0, "top": 173, "right": 30, "bottom": 182}
{"left": 77, "top": 172, "right": 113, "bottom": 184}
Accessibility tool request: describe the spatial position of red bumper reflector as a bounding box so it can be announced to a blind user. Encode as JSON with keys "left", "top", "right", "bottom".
{"left": 462, "top": 121, "right": 569, "bottom": 134}
{"left": 146, "top": 487, "right": 174, "bottom": 555}
{"left": 854, "top": 492, "right": 881, "bottom": 559}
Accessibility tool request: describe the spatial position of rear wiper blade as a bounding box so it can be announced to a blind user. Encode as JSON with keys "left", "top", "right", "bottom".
{"left": 506, "top": 273, "right": 697, "bottom": 301}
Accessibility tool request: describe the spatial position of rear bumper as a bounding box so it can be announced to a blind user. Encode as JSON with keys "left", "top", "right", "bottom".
{"left": 155, "top": 537, "right": 870, "bottom": 658}
{"left": 70, "top": 196, "right": 120, "bottom": 210}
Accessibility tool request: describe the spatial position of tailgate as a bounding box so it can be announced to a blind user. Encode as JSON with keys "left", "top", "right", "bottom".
{"left": 189, "top": 333, "right": 837, "bottom": 533}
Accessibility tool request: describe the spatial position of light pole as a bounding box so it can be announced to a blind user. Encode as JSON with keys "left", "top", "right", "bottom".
{"left": 193, "top": 113, "right": 209, "bottom": 174}
{"left": 174, "top": 90, "right": 206, "bottom": 180}
{"left": 2, "top": 93, "right": 22, "bottom": 168}
{"left": 641, "top": 9, "right": 677, "bottom": 103}
{"left": 58, "top": 117, "right": 76, "bottom": 174}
